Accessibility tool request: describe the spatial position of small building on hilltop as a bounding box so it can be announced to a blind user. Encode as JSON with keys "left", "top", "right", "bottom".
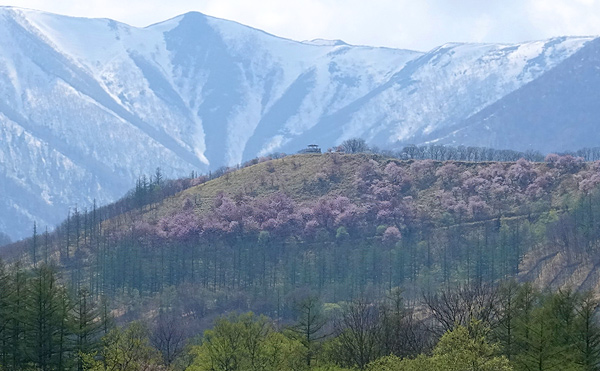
{"left": 298, "top": 144, "right": 322, "bottom": 154}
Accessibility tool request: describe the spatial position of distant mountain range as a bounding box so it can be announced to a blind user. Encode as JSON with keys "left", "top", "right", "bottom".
{"left": 0, "top": 6, "right": 598, "bottom": 240}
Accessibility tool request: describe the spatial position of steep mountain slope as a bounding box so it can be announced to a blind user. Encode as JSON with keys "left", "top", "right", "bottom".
{"left": 421, "top": 38, "right": 600, "bottom": 152}
{"left": 0, "top": 7, "right": 597, "bottom": 239}
{"left": 284, "top": 37, "right": 595, "bottom": 150}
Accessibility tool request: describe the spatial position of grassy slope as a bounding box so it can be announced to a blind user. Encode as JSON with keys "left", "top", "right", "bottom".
{"left": 149, "top": 153, "right": 370, "bottom": 221}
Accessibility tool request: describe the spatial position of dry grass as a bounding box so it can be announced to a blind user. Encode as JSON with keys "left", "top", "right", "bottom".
{"left": 151, "top": 153, "right": 372, "bottom": 220}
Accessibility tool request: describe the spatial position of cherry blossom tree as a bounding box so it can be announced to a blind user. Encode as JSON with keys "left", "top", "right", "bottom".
{"left": 436, "top": 163, "right": 460, "bottom": 189}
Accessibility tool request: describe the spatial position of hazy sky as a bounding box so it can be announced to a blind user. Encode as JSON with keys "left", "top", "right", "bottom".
{"left": 2, "top": 0, "right": 600, "bottom": 50}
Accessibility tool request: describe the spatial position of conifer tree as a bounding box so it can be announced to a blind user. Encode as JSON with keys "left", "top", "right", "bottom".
{"left": 26, "top": 264, "right": 66, "bottom": 370}
{"left": 0, "top": 260, "right": 11, "bottom": 366}
{"left": 65, "top": 208, "right": 71, "bottom": 260}
{"left": 44, "top": 226, "right": 50, "bottom": 264}
{"left": 73, "top": 288, "right": 102, "bottom": 371}
{"left": 574, "top": 292, "right": 600, "bottom": 371}
{"left": 55, "top": 286, "right": 73, "bottom": 371}
{"left": 32, "top": 221, "right": 38, "bottom": 267}
{"left": 99, "top": 295, "right": 115, "bottom": 336}
{"left": 515, "top": 292, "right": 569, "bottom": 371}
{"left": 495, "top": 280, "right": 521, "bottom": 361}
{"left": 289, "top": 294, "right": 328, "bottom": 367}
{"left": 7, "top": 263, "right": 28, "bottom": 370}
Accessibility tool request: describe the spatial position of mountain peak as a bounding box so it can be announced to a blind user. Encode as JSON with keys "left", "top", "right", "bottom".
{"left": 302, "top": 38, "right": 349, "bottom": 47}
{"left": 148, "top": 10, "right": 208, "bottom": 26}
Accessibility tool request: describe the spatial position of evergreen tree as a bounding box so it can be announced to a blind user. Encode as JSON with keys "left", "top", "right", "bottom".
{"left": 73, "top": 288, "right": 102, "bottom": 371}
{"left": 0, "top": 260, "right": 11, "bottom": 367}
{"left": 514, "top": 292, "right": 569, "bottom": 371}
{"left": 495, "top": 280, "right": 521, "bottom": 361}
{"left": 574, "top": 292, "right": 600, "bottom": 371}
{"left": 289, "top": 294, "right": 328, "bottom": 367}
{"left": 55, "top": 283, "right": 74, "bottom": 371}
{"left": 44, "top": 226, "right": 50, "bottom": 264}
{"left": 99, "top": 295, "right": 115, "bottom": 337}
{"left": 7, "top": 264, "right": 28, "bottom": 370}
{"left": 154, "top": 167, "right": 163, "bottom": 187}
{"left": 32, "top": 222, "right": 38, "bottom": 267}
{"left": 26, "top": 264, "right": 65, "bottom": 370}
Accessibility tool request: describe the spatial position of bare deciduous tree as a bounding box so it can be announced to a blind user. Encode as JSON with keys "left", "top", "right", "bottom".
{"left": 151, "top": 313, "right": 187, "bottom": 367}
{"left": 332, "top": 299, "right": 383, "bottom": 370}
{"left": 422, "top": 283, "right": 500, "bottom": 336}
{"left": 339, "top": 138, "right": 370, "bottom": 154}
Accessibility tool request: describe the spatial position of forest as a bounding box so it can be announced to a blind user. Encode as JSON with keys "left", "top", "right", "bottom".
{"left": 1, "top": 264, "right": 599, "bottom": 371}
{"left": 3, "top": 144, "right": 600, "bottom": 370}
{"left": 32, "top": 151, "right": 600, "bottom": 309}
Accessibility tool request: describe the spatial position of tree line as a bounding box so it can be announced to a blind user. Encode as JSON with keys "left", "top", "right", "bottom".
{"left": 183, "top": 282, "right": 600, "bottom": 370}
{"left": 16, "top": 281, "right": 594, "bottom": 371}
{"left": 339, "top": 137, "right": 600, "bottom": 163}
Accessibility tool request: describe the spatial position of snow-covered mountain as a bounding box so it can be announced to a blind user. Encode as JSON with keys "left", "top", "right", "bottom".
{"left": 0, "top": 7, "right": 597, "bottom": 240}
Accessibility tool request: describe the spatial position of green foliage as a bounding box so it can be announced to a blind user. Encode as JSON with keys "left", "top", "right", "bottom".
{"left": 0, "top": 263, "right": 78, "bottom": 370}
{"left": 375, "top": 225, "right": 388, "bottom": 236}
{"left": 432, "top": 324, "right": 512, "bottom": 371}
{"left": 309, "top": 365, "right": 353, "bottom": 371}
{"left": 0, "top": 260, "right": 112, "bottom": 371}
{"left": 367, "top": 324, "right": 512, "bottom": 371}
{"left": 11, "top": 155, "right": 600, "bottom": 370}
{"left": 508, "top": 288, "right": 600, "bottom": 371}
{"left": 83, "top": 322, "right": 161, "bottom": 371}
{"left": 2, "top": 258, "right": 600, "bottom": 371}
{"left": 335, "top": 227, "right": 349, "bottom": 241}
{"left": 186, "top": 313, "right": 305, "bottom": 371}
{"left": 367, "top": 354, "right": 431, "bottom": 371}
